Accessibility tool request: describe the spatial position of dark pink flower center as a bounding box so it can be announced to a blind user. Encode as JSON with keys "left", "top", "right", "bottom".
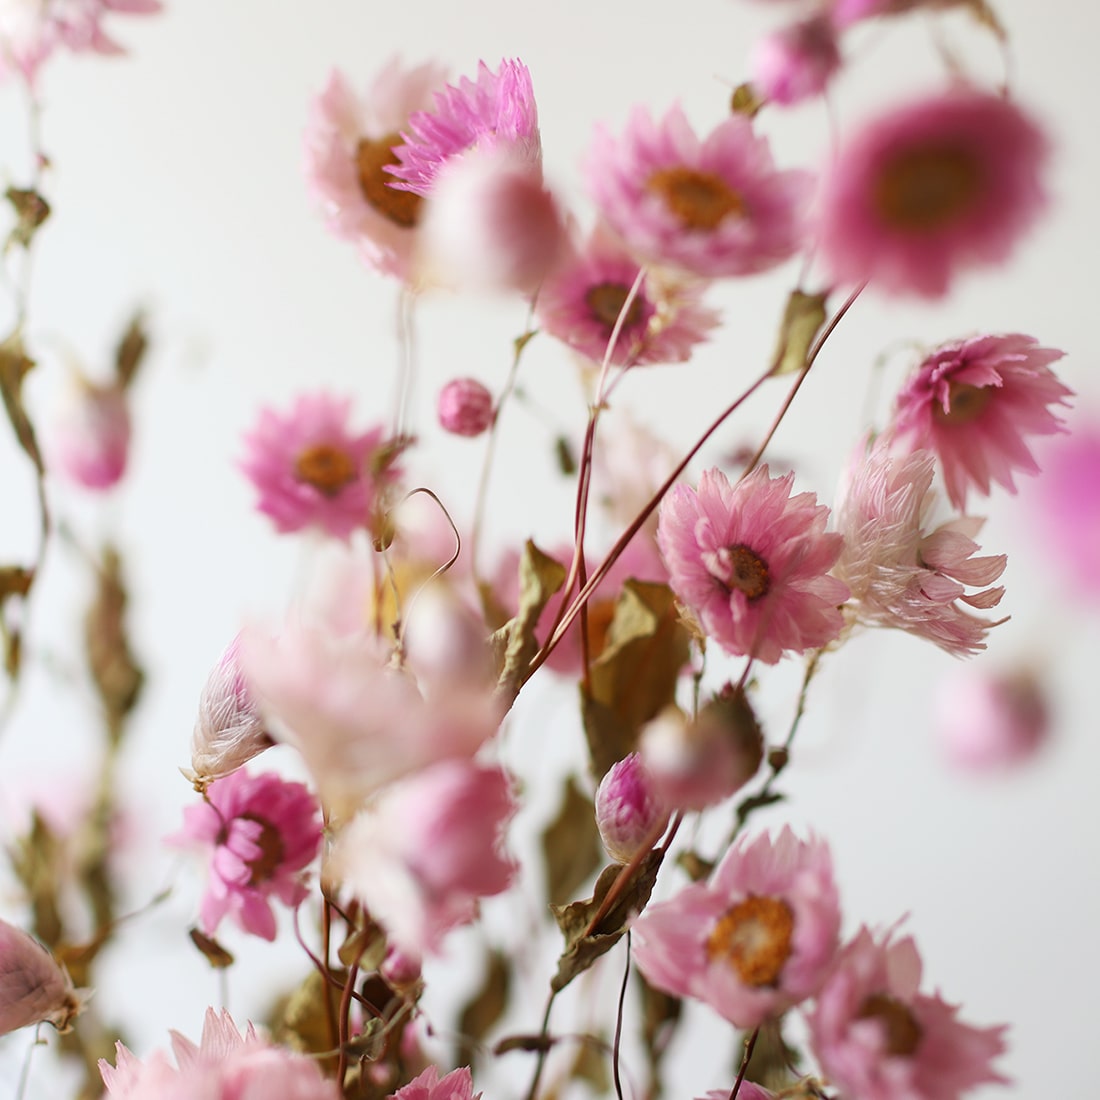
{"left": 856, "top": 992, "right": 924, "bottom": 1056}
{"left": 874, "top": 144, "right": 982, "bottom": 232}
{"left": 706, "top": 894, "right": 794, "bottom": 987}
{"left": 647, "top": 167, "right": 745, "bottom": 231}
{"left": 934, "top": 380, "right": 993, "bottom": 425}
{"left": 294, "top": 444, "right": 358, "bottom": 497}
{"left": 584, "top": 282, "right": 647, "bottom": 335}
{"left": 710, "top": 544, "right": 771, "bottom": 601}
{"left": 356, "top": 133, "right": 423, "bottom": 228}
{"left": 239, "top": 813, "right": 285, "bottom": 885}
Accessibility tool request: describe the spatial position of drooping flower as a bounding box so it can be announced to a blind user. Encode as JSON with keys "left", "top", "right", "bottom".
{"left": 48, "top": 375, "right": 131, "bottom": 490}
{"left": 437, "top": 377, "right": 494, "bottom": 437}
{"left": 834, "top": 440, "right": 1008, "bottom": 656}
{"left": 817, "top": 87, "right": 1048, "bottom": 297}
{"left": 169, "top": 769, "right": 322, "bottom": 941}
{"left": 304, "top": 60, "right": 448, "bottom": 279}
{"left": 751, "top": 14, "right": 842, "bottom": 106}
{"left": 100, "top": 1007, "right": 342, "bottom": 1099}
{"left": 328, "top": 760, "right": 517, "bottom": 957}
{"left": 888, "top": 333, "right": 1071, "bottom": 509}
{"left": 239, "top": 392, "right": 403, "bottom": 541}
{"left": 808, "top": 927, "right": 1008, "bottom": 1100}
{"left": 657, "top": 466, "right": 849, "bottom": 664}
{"left": 632, "top": 828, "right": 841, "bottom": 1027}
{"left": 535, "top": 227, "right": 721, "bottom": 367}
{"left": 389, "top": 1065, "right": 480, "bottom": 1100}
{"left": 595, "top": 752, "right": 669, "bottom": 863}
{"left": 0, "top": 919, "right": 85, "bottom": 1036}
{"left": 585, "top": 105, "right": 811, "bottom": 278}
{"left": 390, "top": 58, "right": 541, "bottom": 197}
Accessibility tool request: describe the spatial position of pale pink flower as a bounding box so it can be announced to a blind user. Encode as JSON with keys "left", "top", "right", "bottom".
{"left": 817, "top": 88, "right": 1049, "bottom": 297}
{"left": 585, "top": 105, "right": 811, "bottom": 278}
{"left": 536, "top": 227, "right": 720, "bottom": 367}
{"left": 934, "top": 665, "right": 1049, "bottom": 769}
{"left": 752, "top": 15, "right": 842, "bottom": 106}
{"left": 0, "top": 918, "right": 85, "bottom": 1036}
{"left": 889, "top": 333, "right": 1071, "bottom": 509}
{"left": 390, "top": 58, "right": 541, "bottom": 197}
{"left": 239, "top": 392, "right": 402, "bottom": 541}
{"left": 100, "top": 1007, "right": 341, "bottom": 1099}
{"left": 390, "top": 1065, "right": 480, "bottom": 1100}
{"left": 595, "top": 752, "right": 669, "bottom": 863}
{"left": 328, "top": 760, "right": 517, "bottom": 956}
{"left": 632, "top": 828, "right": 841, "bottom": 1027}
{"left": 303, "top": 59, "right": 447, "bottom": 280}
{"left": 239, "top": 625, "right": 501, "bottom": 820}
{"left": 438, "top": 377, "right": 494, "bottom": 437}
{"left": 809, "top": 927, "right": 1008, "bottom": 1100}
{"left": 657, "top": 466, "right": 849, "bottom": 665}
{"left": 169, "top": 769, "right": 322, "bottom": 941}
{"left": 181, "top": 636, "right": 272, "bottom": 791}
{"left": 591, "top": 413, "right": 680, "bottom": 536}
{"left": 49, "top": 375, "right": 130, "bottom": 490}
{"left": 834, "top": 441, "right": 1008, "bottom": 656}
{"left": 698, "top": 1087, "right": 773, "bottom": 1100}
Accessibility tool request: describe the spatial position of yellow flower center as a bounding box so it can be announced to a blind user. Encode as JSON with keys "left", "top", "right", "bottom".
{"left": 294, "top": 444, "right": 358, "bottom": 497}
{"left": 706, "top": 895, "right": 794, "bottom": 987}
{"left": 647, "top": 167, "right": 745, "bottom": 230}
{"left": 584, "top": 282, "right": 646, "bottom": 334}
{"left": 933, "top": 380, "right": 993, "bottom": 425}
{"left": 356, "top": 132, "right": 423, "bottom": 228}
{"left": 874, "top": 145, "right": 981, "bottom": 232}
{"left": 856, "top": 993, "right": 924, "bottom": 1057}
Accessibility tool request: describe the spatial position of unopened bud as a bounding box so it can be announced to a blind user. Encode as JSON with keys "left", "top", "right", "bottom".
{"left": 437, "top": 378, "right": 494, "bottom": 438}
{"left": 50, "top": 376, "right": 131, "bottom": 491}
{"left": 595, "top": 752, "right": 669, "bottom": 863}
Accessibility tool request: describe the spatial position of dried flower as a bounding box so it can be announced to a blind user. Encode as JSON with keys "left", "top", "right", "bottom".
{"left": 595, "top": 752, "right": 669, "bottom": 862}
{"left": 437, "top": 377, "right": 495, "bottom": 437}
{"left": 389, "top": 1065, "right": 480, "bottom": 1100}
{"left": 48, "top": 375, "right": 130, "bottom": 490}
{"left": 752, "top": 15, "right": 842, "bottom": 106}
{"left": 0, "top": 919, "right": 85, "bottom": 1036}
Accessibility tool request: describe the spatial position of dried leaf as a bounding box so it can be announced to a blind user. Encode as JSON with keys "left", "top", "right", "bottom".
{"left": 493, "top": 1033, "right": 556, "bottom": 1056}
{"left": 0, "top": 566, "right": 33, "bottom": 602}
{"left": 4, "top": 187, "right": 50, "bottom": 249}
{"left": 770, "top": 290, "right": 828, "bottom": 377}
{"left": 8, "top": 812, "right": 64, "bottom": 948}
{"left": 738, "top": 1021, "right": 801, "bottom": 1093}
{"left": 0, "top": 337, "right": 43, "bottom": 473}
{"left": 114, "top": 313, "right": 148, "bottom": 390}
{"left": 338, "top": 921, "right": 387, "bottom": 973}
{"left": 456, "top": 949, "right": 511, "bottom": 1068}
{"left": 582, "top": 581, "right": 691, "bottom": 779}
{"left": 554, "top": 435, "right": 577, "bottom": 476}
{"left": 188, "top": 928, "right": 234, "bottom": 969}
{"left": 549, "top": 852, "right": 661, "bottom": 993}
{"left": 730, "top": 82, "right": 763, "bottom": 118}
{"left": 541, "top": 776, "right": 602, "bottom": 907}
{"left": 676, "top": 850, "right": 715, "bottom": 882}
{"left": 270, "top": 969, "right": 344, "bottom": 1072}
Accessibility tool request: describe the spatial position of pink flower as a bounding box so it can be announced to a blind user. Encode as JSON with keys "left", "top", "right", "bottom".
{"left": 809, "top": 927, "right": 1008, "bottom": 1100}
{"left": 328, "top": 760, "right": 517, "bottom": 956}
{"left": 657, "top": 466, "right": 848, "bottom": 665}
{"left": 585, "top": 105, "right": 811, "bottom": 278}
{"left": 390, "top": 1065, "right": 479, "bottom": 1100}
{"left": 536, "top": 227, "right": 721, "bottom": 367}
{"left": 632, "top": 828, "right": 841, "bottom": 1027}
{"left": 595, "top": 753, "right": 669, "bottom": 863}
{"left": 752, "top": 15, "right": 842, "bottom": 106}
{"left": 303, "top": 60, "right": 447, "bottom": 280}
{"left": 834, "top": 441, "right": 1008, "bottom": 656}
{"left": 817, "top": 87, "right": 1049, "bottom": 297}
{"left": 100, "top": 1007, "right": 342, "bottom": 1099}
{"left": 48, "top": 376, "right": 131, "bottom": 490}
{"left": 438, "top": 377, "right": 494, "bottom": 437}
{"left": 390, "top": 59, "right": 541, "bottom": 197}
{"left": 698, "top": 1088, "right": 773, "bottom": 1100}
{"left": 239, "top": 392, "right": 403, "bottom": 541}
{"left": 831, "top": 0, "right": 961, "bottom": 26}
{"left": 169, "top": 769, "right": 322, "bottom": 941}
{"left": 0, "top": 919, "right": 85, "bottom": 1036}
{"left": 889, "top": 333, "right": 1071, "bottom": 509}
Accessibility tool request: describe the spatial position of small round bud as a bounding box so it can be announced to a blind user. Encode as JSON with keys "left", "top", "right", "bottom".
{"left": 437, "top": 378, "right": 495, "bottom": 437}
{"left": 49, "top": 376, "right": 131, "bottom": 491}
{"left": 595, "top": 752, "right": 669, "bottom": 863}
{"left": 752, "top": 15, "right": 841, "bottom": 107}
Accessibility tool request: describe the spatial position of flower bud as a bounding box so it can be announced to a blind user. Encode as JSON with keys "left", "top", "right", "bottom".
{"left": 437, "top": 378, "right": 494, "bottom": 437}
{"left": 49, "top": 376, "right": 131, "bottom": 490}
{"left": 752, "top": 15, "right": 841, "bottom": 107}
{"left": 595, "top": 753, "right": 669, "bottom": 863}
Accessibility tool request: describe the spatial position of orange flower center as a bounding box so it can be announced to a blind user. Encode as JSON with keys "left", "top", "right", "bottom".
{"left": 240, "top": 813, "right": 285, "bottom": 885}
{"left": 706, "top": 895, "right": 794, "bottom": 987}
{"left": 584, "top": 282, "right": 646, "bottom": 333}
{"left": 856, "top": 993, "right": 924, "bottom": 1057}
{"left": 933, "top": 380, "right": 993, "bottom": 425}
{"left": 874, "top": 145, "right": 981, "bottom": 232}
{"left": 647, "top": 167, "right": 745, "bottom": 230}
{"left": 294, "top": 444, "right": 358, "bottom": 497}
{"left": 356, "top": 132, "right": 423, "bottom": 228}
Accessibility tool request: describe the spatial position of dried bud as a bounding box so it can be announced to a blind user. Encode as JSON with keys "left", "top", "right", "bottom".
{"left": 49, "top": 376, "right": 131, "bottom": 490}
{"left": 437, "top": 378, "right": 495, "bottom": 438}
{"left": 595, "top": 752, "right": 669, "bottom": 863}
{"left": 380, "top": 944, "right": 422, "bottom": 989}
{"left": 0, "top": 919, "right": 86, "bottom": 1036}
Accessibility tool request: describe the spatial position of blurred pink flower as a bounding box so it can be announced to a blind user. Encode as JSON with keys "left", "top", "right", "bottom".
{"left": 585, "top": 105, "right": 811, "bottom": 278}
{"left": 890, "top": 333, "right": 1070, "bottom": 509}
{"left": 390, "top": 58, "right": 541, "bottom": 197}
{"left": 697, "top": 1087, "right": 773, "bottom": 1100}
{"left": 49, "top": 376, "right": 131, "bottom": 490}
{"left": 239, "top": 392, "right": 402, "bottom": 541}
{"left": 817, "top": 88, "right": 1048, "bottom": 297}
{"left": 390, "top": 1065, "right": 479, "bottom": 1100}
{"left": 752, "top": 14, "right": 842, "bottom": 106}
{"left": 834, "top": 441, "right": 1007, "bottom": 655}
{"left": 632, "top": 828, "right": 841, "bottom": 1027}
{"left": 809, "top": 927, "right": 1008, "bottom": 1100}
{"left": 536, "top": 227, "right": 720, "bottom": 367}
{"left": 328, "top": 760, "right": 517, "bottom": 956}
{"left": 0, "top": 919, "right": 85, "bottom": 1036}
{"left": 657, "top": 466, "right": 848, "bottom": 664}
{"left": 595, "top": 752, "right": 669, "bottom": 863}
{"left": 169, "top": 769, "right": 322, "bottom": 941}
{"left": 438, "top": 377, "right": 494, "bottom": 437}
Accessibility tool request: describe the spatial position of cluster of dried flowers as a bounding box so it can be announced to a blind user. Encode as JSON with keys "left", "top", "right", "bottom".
{"left": 0, "top": 1, "right": 1093, "bottom": 1099}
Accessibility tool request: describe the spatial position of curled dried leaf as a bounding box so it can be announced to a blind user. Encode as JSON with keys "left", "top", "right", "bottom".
{"left": 771, "top": 290, "right": 828, "bottom": 378}
{"left": 541, "top": 776, "right": 602, "bottom": 907}
{"left": 188, "top": 928, "right": 234, "bottom": 970}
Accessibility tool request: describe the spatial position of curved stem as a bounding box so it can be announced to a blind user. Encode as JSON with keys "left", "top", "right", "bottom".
{"left": 522, "top": 988, "right": 558, "bottom": 1100}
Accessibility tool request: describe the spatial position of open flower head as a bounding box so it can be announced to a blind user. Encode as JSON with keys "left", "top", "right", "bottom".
{"left": 390, "top": 1065, "right": 480, "bottom": 1100}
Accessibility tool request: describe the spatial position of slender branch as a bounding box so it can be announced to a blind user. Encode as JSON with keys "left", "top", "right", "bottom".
{"left": 729, "top": 1027, "right": 760, "bottom": 1100}
{"left": 612, "top": 932, "right": 632, "bottom": 1100}
{"left": 522, "top": 988, "right": 558, "bottom": 1100}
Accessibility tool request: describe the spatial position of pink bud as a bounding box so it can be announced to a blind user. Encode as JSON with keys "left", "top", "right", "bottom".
{"left": 437, "top": 378, "right": 494, "bottom": 438}
{"left": 595, "top": 753, "right": 669, "bottom": 863}
{"left": 49, "top": 376, "right": 131, "bottom": 490}
{"left": 381, "top": 944, "right": 422, "bottom": 989}
{"left": 0, "top": 919, "right": 85, "bottom": 1036}
{"left": 752, "top": 15, "right": 841, "bottom": 106}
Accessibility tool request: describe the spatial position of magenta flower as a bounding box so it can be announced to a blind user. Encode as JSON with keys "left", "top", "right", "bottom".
{"left": 536, "top": 227, "right": 720, "bottom": 367}
{"left": 889, "top": 333, "right": 1071, "bottom": 509}
{"left": 48, "top": 376, "right": 131, "bottom": 491}
{"left": 328, "top": 760, "right": 517, "bottom": 956}
{"left": 595, "top": 753, "right": 669, "bottom": 863}
{"left": 834, "top": 441, "right": 1008, "bottom": 656}
{"left": 390, "top": 58, "right": 541, "bottom": 197}
{"left": 389, "top": 1065, "right": 480, "bottom": 1100}
{"left": 751, "top": 15, "right": 842, "bottom": 107}
{"left": 632, "top": 828, "right": 841, "bottom": 1027}
{"left": 585, "top": 105, "right": 811, "bottom": 278}
{"left": 239, "top": 392, "right": 402, "bottom": 541}
{"left": 809, "top": 927, "right": 1008, "bottom": 1100}
{"left": 817, "top": 87, "right": 1049, "bottom": 297}
{"left": 170, "top": 769, "right": 322, "bottom": 941}
{"left": 657, "top": 466, "right": 848, "bottom": 665}
{"left": 303, "top": 59, "right": 448, "bottom": 279}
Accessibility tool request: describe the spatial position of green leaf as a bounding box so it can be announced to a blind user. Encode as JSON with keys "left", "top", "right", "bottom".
{"left": 541, "top": 776, "right": 602, "bottom": 907}
{"left": 770, "top": 290, "right": 828, "bottom": 377}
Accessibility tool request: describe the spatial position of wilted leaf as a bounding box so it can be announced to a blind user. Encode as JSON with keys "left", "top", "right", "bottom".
{"left": 676, "top": 850, "right": 715, "bottom": 882}
{"left": 544, "top": 1036, "right": 609, "bottom": 1100}
{"left": 582, "top": 581, "right": 690, "bottom": 779}
{"left": 0, "top": 566, "right": 33, "bottom": 602}
{"left": 0, "top": 337, "right": 43, "bottom": 473}
{"left": 114, "top": 313, "right": 148, "bottom": 390}
{"left": 456, "top": 949, "right": 511, "bottom": 1068}
{"left": 549, "top": 852, "right": 661, "bottom": 993}
{"left": 541, "top": 776, "right": 602, "bottom": 907}
{"left": 8, "top": 811, "right": 64, "bottom": 948}
{"left": 188, "top": 928, "right": 234, "bottom": 969}
{"left": 738, "top": 1021, "right": 801, "bottom": 1093}
{"left": 5, "top": 186, "right": 50, "bottom": 249}
{"left": 493, "top": 1033, "right": 556, "bottom": 1056}
{"left": 338, "top": 920, "right": 387, "bottom": 973}
{"left": 270, "top": 969, "right": 343, "bottom": 1071}
{"left": 554, "top": 435, "right": 577, "bottom": 476}
{"left": 770, "top": 290, "right": 828, "bottom": 377}
{"left": 730, "top": 82, "right": 763, "bottom": 118}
